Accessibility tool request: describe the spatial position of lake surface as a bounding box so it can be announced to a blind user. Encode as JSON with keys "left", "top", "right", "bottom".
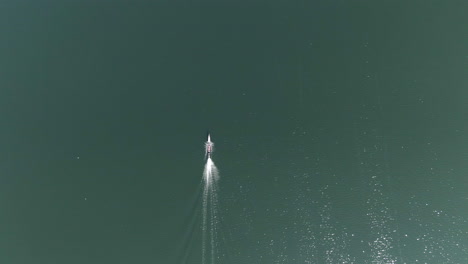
{"left": 0, "top": 1, "right": 466, "bottom": 263}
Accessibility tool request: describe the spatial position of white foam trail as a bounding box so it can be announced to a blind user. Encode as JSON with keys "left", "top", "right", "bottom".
{"left": 202, "top": 182, "right": 209, "bottom": 264}
{"left": 204, "top": 158, "right": 219, "bottom": 186}
{"left": 202, "top": 157, "right": 220, "bottom": 264}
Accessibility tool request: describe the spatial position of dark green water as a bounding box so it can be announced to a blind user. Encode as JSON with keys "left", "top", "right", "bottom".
{"left": 1, "top": 1, "right": 467, "bottom": 263}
